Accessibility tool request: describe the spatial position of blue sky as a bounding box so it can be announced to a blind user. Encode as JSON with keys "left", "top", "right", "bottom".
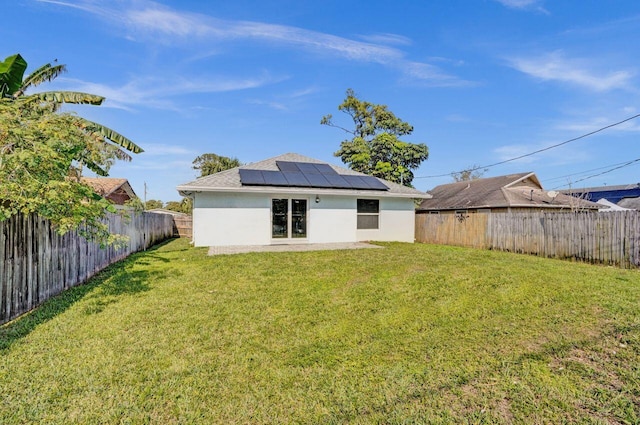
{"left": 4, "top": 0, "right": 640, "bottom": 202}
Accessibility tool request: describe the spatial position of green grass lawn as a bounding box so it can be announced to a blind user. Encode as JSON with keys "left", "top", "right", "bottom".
{"left": 1, "top": 239, "right": 639, "bottom": 424}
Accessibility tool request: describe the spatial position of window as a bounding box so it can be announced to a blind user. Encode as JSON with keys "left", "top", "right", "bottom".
{"left": 357, "top": 199, "right": 379, "bottom": 229}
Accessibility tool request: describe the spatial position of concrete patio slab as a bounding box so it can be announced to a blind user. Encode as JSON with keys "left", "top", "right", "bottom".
{"left": 208, "top": 242, "right": 383, "bottom": 256}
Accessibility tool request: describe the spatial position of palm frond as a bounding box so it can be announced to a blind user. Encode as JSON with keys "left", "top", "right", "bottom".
{"left": 30, "top": 91, "right": 104, "bottom": 105}
{"left": 79, "top": 118, "right": 144, "bottom": 153}
{"left": 16, "top": 63, "right": 67, "bottom": 97}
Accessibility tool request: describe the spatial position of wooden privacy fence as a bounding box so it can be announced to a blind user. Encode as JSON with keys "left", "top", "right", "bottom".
{"left": 0, "top": 211, "right": 174, "bottom": 325}
{"left": 173, "top": 216, "right": 192, "bottom": 238}
{"left": 416, "top": 211, "right": 640, "bottom": 268}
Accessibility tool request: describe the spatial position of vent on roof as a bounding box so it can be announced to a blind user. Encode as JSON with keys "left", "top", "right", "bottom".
{"left": 238, "top": 161, "right": 388, "bottom": 191}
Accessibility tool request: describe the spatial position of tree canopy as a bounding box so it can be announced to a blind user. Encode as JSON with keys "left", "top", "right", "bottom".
{"left": 1, "top": 53, "right": 143, "bottom": 176}
{"left": 0, "top": 54, "right": 142, "bottom": 245}
{"left": 193, "top": 153, "right": 241, "bottom": 177}
{"left": 165, "top": 198, "right": 192, "bottom": 215}
{"left": 451, "top": 165, "right": 488, "bottom": 182}
{"left": 321, "top": 89, "right": 428, "bottom": 186}
{"left": 144, "top": 199, "right": 164, "bottom": 210}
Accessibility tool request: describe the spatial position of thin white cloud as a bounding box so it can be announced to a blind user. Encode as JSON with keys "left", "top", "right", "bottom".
{"left": 508, "top": 51, "right": 635, "bottom": 92}
{"left": 493, "top": 141, "right": 591, "bottom": 166}
{"left": 45, "top": 73, "right": 284, "bottom": 110}
{"left": 247, "top": 99, "right": 289, "bottom": 111}
{"left": 402, "top": 61, "right": 476, "bottom": 87}
{"left": 130, "top": 159, "right": 194, "bottom": 171}
{"left": 493, "top": 144, "right": 540, "bottom": 164}
{"left": 493, "top": 0, "right": 549, "bottom": 13}
{"left": 142, "top": 145, "right": 197, "bottom": 156}
{"left": 555, "top": 116, "right": 640, "bottom": 133}
{"left": 357, "top": 33, "right": 412, "bottom": 46}
{"left": 247, "top": 86, "right": 320, "bottom": 112}
{"left": 36, "top": 0, "right": 471, "bottom": 87}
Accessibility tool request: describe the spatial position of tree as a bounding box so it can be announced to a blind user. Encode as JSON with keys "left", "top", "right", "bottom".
{"left": 165, "top": 198, "right": 192, "bottom": 215}
{"left": 321, "top": 89, "right": 429, "bottom": 186}
{"left": 144, "top": 199, "right": 164, "bottom": 210}
{"left": 0, "top": 54, "right": 142, "bottom": 245}
{"left": 0, "top": 99, "right": 120, "bottom": 244}
{"left": 451, "top": 165, "right": 488, "bottom": 182}
{"left": 192, "top": 153, "right": 241, "bottom": 177}
{"left": 0, "top": 53, "right": 143, "bottom": 176}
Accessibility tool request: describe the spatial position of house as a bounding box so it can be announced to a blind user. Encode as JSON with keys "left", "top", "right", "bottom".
{"left": 146, "top": 208, "right": 189, "bottom": 217}
{"left": 562, "top": 183, "right": 640, "bottom": 210}
{"left": 81, "top": 177, "right": 138, "bottom": 205}
{"left": 176, "top": 153, "right": 430, "bottom": 247}
{"left": 417, "top": 172, "right": 602, "bottom": 214}
{"left": 596, "top": 199, "right": 632, "bottom": 212}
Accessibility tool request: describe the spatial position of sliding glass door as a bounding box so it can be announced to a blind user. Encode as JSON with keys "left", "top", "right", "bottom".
{"left": 272, "top": 198, "right": 307, "bottom": 240}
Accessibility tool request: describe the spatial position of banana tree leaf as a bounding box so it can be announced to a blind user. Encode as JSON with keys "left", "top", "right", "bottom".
{"left": 0, "top": 54, "right": 27, "bottom": 98}
{"left": 30, "top": 91, "right": 104, "bottom": 105}
{"left": 17, "top": 63, "right": 67, "bottom": 97}
{"left": 79, "top": 118, "right": 144, "bottom": 153}
{"left": 80, "top": 157, "right": 109, "bottom": 176}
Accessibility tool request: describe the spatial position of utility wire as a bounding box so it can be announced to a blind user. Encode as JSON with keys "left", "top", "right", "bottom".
{"left": 541, "top": 159, "right": 639, "bottom": 184}
{"left": 549, "top": 157, "right": 640, "bottom": 190}
{"left": 415, "top": 112, "right": 640, "bottom": 179}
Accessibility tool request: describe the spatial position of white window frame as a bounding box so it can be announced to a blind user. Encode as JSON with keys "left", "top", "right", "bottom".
{"left": 357, "top": 199, "right": 379, "bottom": 230}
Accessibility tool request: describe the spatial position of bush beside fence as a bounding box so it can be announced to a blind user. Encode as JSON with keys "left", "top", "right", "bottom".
{"left": 0, "top": 211, "right": 174, "bottom": 325}
{"left": 416, "top": 211, "right": 640, "bottom": 268}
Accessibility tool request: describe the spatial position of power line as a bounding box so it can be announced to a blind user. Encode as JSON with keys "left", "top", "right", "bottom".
{"left": 541, "top": 159, "right": 638, "bottom": 184}
{"left": 415, "top": 112, "right": 640, "bottom": 179}
{"left": 549, "top": 157, "right": 640, "bottom": 190}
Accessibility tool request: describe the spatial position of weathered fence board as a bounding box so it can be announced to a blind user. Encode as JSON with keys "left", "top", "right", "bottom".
{"left": 416, "top": 211, "right": 640, "bottom": 268}
{"left": 415, "top": 213, "right": 489, "bottom": 249}
{"left": 0, "top": 211, "right": 174, "bottom": 325}
{"left": 173, "top": 216, "right": 193, "bottom": 238}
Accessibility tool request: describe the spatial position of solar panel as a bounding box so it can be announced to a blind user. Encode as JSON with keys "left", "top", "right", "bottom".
{"left": 347, "top": 175, "right": 388, "bottom": 190}
{"left": 362, "top": 176, "right": 389, "bottom": 190}
{"left": 275, "top": 161, "right": 301, "bottom": 172}
{"left": 343, "top": 175, "right": 370, "bottom": 189}
{"left": 304, "top": 172, "right": 334, "bottom": 188}
{"left": 313, "top": 164, "right": 338, "bottom": 175}
{"left": 296, "top": 162, "right": 321, "bottom": 174}
{"left": 261, "top": 170, "right": 289, "bottom": 186}
{"left": 239, "top": 162, "right": 389, "bottom": 191}
{"left": 238, "top": 169, "right": 265, "bottom": 185}
{"left": 282, "top": 171, "right": 311, "bottom": 186}
{"left": 323, "top": 173, "right": 352, "bottom": 189}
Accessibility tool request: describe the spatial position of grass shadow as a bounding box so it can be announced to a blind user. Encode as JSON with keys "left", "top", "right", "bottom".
{"left": 0, "top": 242, "right": 171, "bottom": 353}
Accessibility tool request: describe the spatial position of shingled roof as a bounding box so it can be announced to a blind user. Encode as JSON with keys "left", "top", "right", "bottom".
{"left": 81, "top": 177, "right": 137, "bottom": 205}
{"left": 418, "top": 172, "right": 602, "bottom": 211}
{"left": 177, "top": 153, "right": 431, "bottom": 199}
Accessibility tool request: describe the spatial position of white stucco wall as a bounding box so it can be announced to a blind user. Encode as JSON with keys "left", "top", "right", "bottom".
{"left": 192, "top": 192, "right": 416, "bottom": 247}
{"left": 193, "top": 192, "right": 271, "bottom": 247}
{"left": 356, "top": 197, "right": 416, "bottom": 243}
{"left": 307, "top": 196, "right": 356, "bottom": 243}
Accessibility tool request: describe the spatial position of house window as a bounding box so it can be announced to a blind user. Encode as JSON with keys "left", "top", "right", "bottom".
{"left": 357, "top": 199, "right": 379, "bottom": 229}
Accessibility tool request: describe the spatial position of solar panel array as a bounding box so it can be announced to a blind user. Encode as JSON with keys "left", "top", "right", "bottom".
{"left": 238, "top": 161, "right": 389, "bottom": 191}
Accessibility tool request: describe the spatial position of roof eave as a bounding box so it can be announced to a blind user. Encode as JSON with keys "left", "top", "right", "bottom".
{"left": 177, "top": 185, "right": 430, "bottom": 199}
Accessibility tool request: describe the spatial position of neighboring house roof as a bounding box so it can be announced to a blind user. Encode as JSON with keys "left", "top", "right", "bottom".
{"left": 418, "top": 172, "right": 602, "bottom": 211}
{"left": 596, "top": 199, "right": 631, "bottom": 211}
{"left": 81, "top": 177, "right": 137, "bottom": 205}
{"left": 617, "top": 197, "right": 640, "bottom": 210}
{"left": 177, "top": 153, "right": 431, "bottom": 199}
{"left": 561, "top": 183, "right": 640, "bottom": 204}
{"left": 147, "top": 208, "right": 189, "bottom": 217}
